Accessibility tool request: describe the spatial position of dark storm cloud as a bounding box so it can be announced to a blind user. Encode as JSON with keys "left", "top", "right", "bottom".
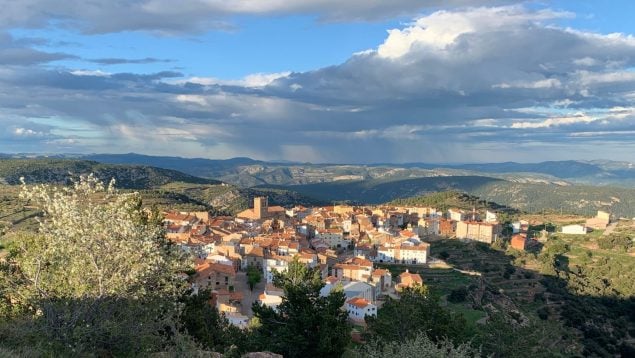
{"left": 0, "top": 0, "right": 518, "bottom": 34}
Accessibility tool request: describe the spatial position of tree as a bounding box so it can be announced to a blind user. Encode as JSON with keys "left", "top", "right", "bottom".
{"left": 354, "top": 331, "right": 481, "bottom": 358}
{"left": 179, "top": 289, "right": 245, "bottom": 355}
{"left": 0, "top": 175, "right": 192, "bottom": 355}
{"left": 474, "top": 313, "right": 575, "bottom": 357}
{"left": 247, "top": 266, "right": 262, "bottom": 291}
{"left": 250, "top": 257, "right": 350, "bottom": 357}
{"left": 448, "top": 287, "right": 468, "bottom": 303}
{"left": 365, "top": 285, "right": 468, "bottom": 344}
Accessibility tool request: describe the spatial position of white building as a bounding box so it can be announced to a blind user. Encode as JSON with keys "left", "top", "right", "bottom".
{"left": 375, "top": 243, "right": 429, "bottom": 265}
{"left": 225, "top": 312, "right": 249, "bottom": 328}
{"left": 264, "top": 256, "right": 292, "bottom": 283}
{"left": 258, "top": 287, "right": 284, "bottom": 311}
{"left": 315, "top": 229, "right": 347, "bottom": 249}
{"left": 398, "top": 243, "right": 429, "bottom": 265}
{"left": 485, "top": 210, "right": 498, "bottom": 223}
{"left": 561, "top": 224, "right": 587, "bottom": 235}
{"left": 448, "top": 209, "right": 465, "bottom": 222}
{"left": 343, "top": 281, "right": 376, "bottom": 302}
{"left": 206, "top": 254, "right": 234, "bottom": 266}
{"left": 417, "top": 218, "right": 440, "bottom": 236}
{"left": 345, "top": 297, "right": 377, "bottom": 321}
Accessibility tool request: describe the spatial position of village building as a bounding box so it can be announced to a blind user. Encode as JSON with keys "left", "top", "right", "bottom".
{"left": 455, "top": 221, "right": 502, "bottom": 244}
{"left": 561, "top": 224, "right": 587, "bottom": 235}
{"left": 194, "top": 260, "right": 236, "bottom": 291}
{"left": 375, "top": 242, "right": 429, "bottom": 264}
{"left": 333, "top": 257, "right": 373, "bottom": 281}
{"left": 485, "top": 210, "right": 498, "bottom": 223}
{"left": 510, "top": 234, "right": 527, "bottom": 251}
{"left": 237, "top": 197, "right": 285, "bottom": 220}
{"left": 342, "top": 281, "right": 376, "bottom": 302}
{"left": 345, "top": 297, "right": 377, "bottom": 322}
{"left": 396, "top": 270, "right": 423, "bottom": 291}
{"left": 370, "top": 269, "right": 392, "bottom": 292}
{"left": 448, "top": 208, "right": 466, "bottom": 222}
{"left": 439, "top": 218, "right": 456, "bottom": 236}
{"left": 258, "top": 284, "right": 284, "bottom": 311}
{"left": 586, "top": 210, "right": 611, "bottom": 230}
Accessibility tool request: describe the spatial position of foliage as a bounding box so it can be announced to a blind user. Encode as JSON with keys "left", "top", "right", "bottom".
{"left": 474, "top": 314, "right": 575, "bottom": 357}
{"left": 0, "top": 158, "right": 220, "bottom": 188}
{"left": 250, "top": 257, "right": 350, "bottom": 357}
{"left": 366, "top": 285, "right": 468, "bottom": 344}
{"left": 247, "top": 266, "right": 262, "bottom": 291}
{"left": 263, "top": 176, "right": 635, "bottom": 217}
{"left": 597, "top": 233, "right": 633, "bottom": 251}
{"left": 448, "top": 287, "right": 469, "bottom": 303}
{"left": 352, "top": 332, "right": 481, "bottom": 358}
{"left": 179, "top": 289, "right": 245, "bottom": 355}
{"left": 12, "top": 174, "right": 187, "bottom": 298}
{"left": 0, "top": 175, "right": 194, "bottom": 355}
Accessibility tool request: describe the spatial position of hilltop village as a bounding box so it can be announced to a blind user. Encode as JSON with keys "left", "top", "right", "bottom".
{"left": 164, "top": 196, "right": 522, "bottom": 327}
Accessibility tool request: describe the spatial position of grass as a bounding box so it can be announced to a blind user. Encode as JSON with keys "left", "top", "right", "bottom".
{"left": 375, "top": 263, "right": 477, "bottom": 298}
{"left": 446, "top": 303, "right": 486, "bottom": 327}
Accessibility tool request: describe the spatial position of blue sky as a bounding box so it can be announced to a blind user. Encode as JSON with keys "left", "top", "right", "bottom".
{"left": 1, "top": 0, "right": 635, "bottom": 163}
{"left": 12, "top": 15, "right": 402, "bottom": 77}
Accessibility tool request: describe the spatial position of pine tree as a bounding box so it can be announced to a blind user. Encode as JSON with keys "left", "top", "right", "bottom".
{"left": 250, "top": 257, "right": 350, "bottom": 357}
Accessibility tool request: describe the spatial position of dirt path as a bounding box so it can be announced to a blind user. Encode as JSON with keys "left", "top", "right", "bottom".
{"left": 602, "top": 222, "right": 618, "bottom": 236}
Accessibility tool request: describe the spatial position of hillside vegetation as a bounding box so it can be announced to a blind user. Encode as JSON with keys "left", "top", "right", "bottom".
{"left": 260, "top": 177, "right": 635, "bottom": 218}
{"left": 0, "top": 158, "right": 220, "bottom": 189}
{"left": 0, "top": 159, "right": 328, "bottom": 239}
{"left": 81, "top": 153, "right": 635, "bottom": 187}
{"left": 388, "top": 191, "right": 517, "bottom": 213}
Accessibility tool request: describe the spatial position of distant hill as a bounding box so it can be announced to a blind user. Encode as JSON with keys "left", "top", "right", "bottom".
{"left": 0, "top": 158, "right": 221, "bottom": 189}
{"left": 387, "top": 191, "right": 517, "bottom": 213}
{"left": 437, "top": 160, "right": 635, "bottom": 186}
{"left": 260, "top": 176, "right": 635, "bottom": 218}
{"left": 72, "top": 153, "right": 635, "bottom": 187}
{"left": 3, "top": 155, "right": 634, "bottom": 217}
{"left": 0, "top": 158, "right": 327, "bottom": 220}
{"left": 257, "top": 176, "right": 505, "bottom": 204}
{"left": 84, "top": 153, "right": 264, "bottom": 180}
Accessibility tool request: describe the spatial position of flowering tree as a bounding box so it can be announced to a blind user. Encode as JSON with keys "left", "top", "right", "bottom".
{"left": 14, "top": 173, "right": 186, "bottom": 299}
{"left": 0, "top": 174, "right": 191, "bottom": 355}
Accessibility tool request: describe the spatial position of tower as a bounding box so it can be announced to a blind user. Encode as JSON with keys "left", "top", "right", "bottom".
{"left": 254, "top": 196, "right": 268, "bottom": 219}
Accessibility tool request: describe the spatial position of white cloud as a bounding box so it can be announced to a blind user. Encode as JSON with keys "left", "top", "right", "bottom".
{"left": 70, "top": 69, "right": 111, "bottom": 77}
{"left": 494, "top": 78, "right": 562, "bottom": 89}
{"left": 174, "top": 72, "right": 290, "bottom": 88}
{"left": 14, "top": 127, "right": 45, "bottom": 137}
{"left": 3, "top": 5, "right": 635, "bottom": 162}
{"left": 375, "top": 6, "right": 571, "bottom": 58}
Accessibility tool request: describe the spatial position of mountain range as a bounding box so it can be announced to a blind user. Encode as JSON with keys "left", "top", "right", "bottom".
{"left": 74, "top": 153, "right": 635, "bottom": 187}
{"left": 1, "top": 153, "right": 634, "bottom": 217}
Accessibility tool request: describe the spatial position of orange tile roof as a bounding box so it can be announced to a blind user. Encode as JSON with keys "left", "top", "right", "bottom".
{"left": 347, "top": 297, "right": 371, "bottom": 309}
{"left": 372, "top": 269, "right": 390, "bottom": 276}
{"left": 399, "top": 271, "right": 423, "bottom": 283}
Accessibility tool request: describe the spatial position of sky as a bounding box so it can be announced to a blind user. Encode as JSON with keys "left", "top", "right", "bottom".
{"left": 1, "top": 0, "right": 635, "bottom": 163}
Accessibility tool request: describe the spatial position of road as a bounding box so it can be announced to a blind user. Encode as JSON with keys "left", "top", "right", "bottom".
{"left": 234, "top": 270, "right": 266, "bottom": 317}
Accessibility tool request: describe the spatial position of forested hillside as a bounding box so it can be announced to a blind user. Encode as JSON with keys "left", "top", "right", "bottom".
{"left": 0, "top": 158, "right": 220, "bottom": 188}
{"left": 260, "top": 177, "right": 635, "bottom": 218}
